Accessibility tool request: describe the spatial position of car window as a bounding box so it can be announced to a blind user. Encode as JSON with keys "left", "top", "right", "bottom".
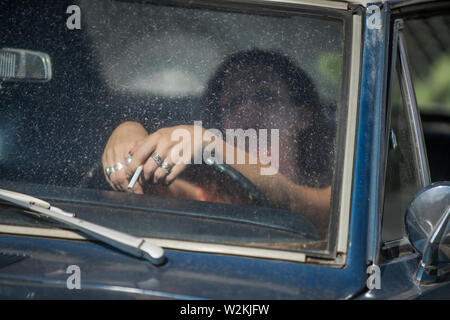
{"left": 382, "top": 69, "right": 423, "bottom": 244}
{"left": 402, "top": 13, "right": 450, "bottom": 181}
{"left": 0, "top": 0, "right": 349, "bottom": 255}
{"left": 382, "top": 32, "right": 425, "bottom": 246}
{"left": 402, "top": 14, "right": 450, "bottom": 117}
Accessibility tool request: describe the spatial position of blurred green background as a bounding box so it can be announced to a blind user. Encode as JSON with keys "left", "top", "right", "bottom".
{"left": 404, "top": 14, "right": 450, "bottom": 116}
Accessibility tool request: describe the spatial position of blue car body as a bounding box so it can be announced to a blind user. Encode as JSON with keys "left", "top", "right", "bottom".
{"left": 0, "top": 0, "right": 449, "bottom": 299}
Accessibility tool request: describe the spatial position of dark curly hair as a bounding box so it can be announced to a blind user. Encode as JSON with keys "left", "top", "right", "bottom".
{"left": 200, "top": 49, "right": 335, "bottom": 187}
{"left": 200, "top": 49, "right": 321, "bottom": 128}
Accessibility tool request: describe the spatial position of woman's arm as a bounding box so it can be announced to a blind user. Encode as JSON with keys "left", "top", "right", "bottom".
{"left": 219, "top": 139, "right": 331, "bottom": 236}
{"left": 104, "top": 122, "right": 331, "bottom": 236}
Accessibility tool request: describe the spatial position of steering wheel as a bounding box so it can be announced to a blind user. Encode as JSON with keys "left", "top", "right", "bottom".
{"left": 78, "top": 158, "right": 270, "bottom": 207}
{"left": 203, "top": 157, "right": 270, "bottom": 207}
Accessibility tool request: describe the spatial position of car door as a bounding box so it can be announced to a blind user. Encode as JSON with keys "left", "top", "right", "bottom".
{"left": 362, "top": 2, "right": 450, "bottom": 299}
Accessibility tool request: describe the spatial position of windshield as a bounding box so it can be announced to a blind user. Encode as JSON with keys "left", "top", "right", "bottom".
{"left": 0, "top": 0, "right": 349, "bottom": 257}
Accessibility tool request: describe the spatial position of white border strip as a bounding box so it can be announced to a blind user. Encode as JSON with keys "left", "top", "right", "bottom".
{"left": 0, "top": 225, "right": 306, "bottom": 262}
{"left": 336, "top": 14, "right": 362, "bottom": 254}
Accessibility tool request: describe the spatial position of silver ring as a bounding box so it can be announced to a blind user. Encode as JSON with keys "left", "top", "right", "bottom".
{"left": 161, "top": 161, "right": 172, "bottom": 173}
{"left": 105, "top": 167, "right": 115, "bottom": 178}
{"left": 114, "top": 162, "right": 125, "bottom": 171}
{"left": 125, "top": 154, "right": 132, "bottom": 166}
{"left": 151, "top": 152, "right": 163, "bottom": 166}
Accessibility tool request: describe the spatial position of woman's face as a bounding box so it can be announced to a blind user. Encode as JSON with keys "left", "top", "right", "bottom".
{"left": 218, "top": 64, "right": 311, "bottom": 137}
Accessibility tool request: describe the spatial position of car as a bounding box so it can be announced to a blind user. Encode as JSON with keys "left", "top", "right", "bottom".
{"left": 0, "top": 0, "right": 449, "bottom": 300}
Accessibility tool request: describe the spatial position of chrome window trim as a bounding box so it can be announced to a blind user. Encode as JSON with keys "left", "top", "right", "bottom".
{"left": 361, "top": 2, "right": 392, "bottom": 265}
{"left": 377, "top": 18, "right": 401, "bottom": 255}
{"left": 0, "top": 224, "right": 308, "bottom": 263}
{"left": 336, "top": 13, "right": 362, "bottom": 255}
{"left": 397, "top": 30, "right": 431, "bottom": 187}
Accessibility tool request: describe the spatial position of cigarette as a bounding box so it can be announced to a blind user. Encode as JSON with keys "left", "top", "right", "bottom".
{"left": 128, "top": 165, "right": 143, "bottom": 190}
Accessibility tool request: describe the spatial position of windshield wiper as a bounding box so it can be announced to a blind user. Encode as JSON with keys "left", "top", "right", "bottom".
{"left": 0, "top": 188, "right": 166, "bottom": 266}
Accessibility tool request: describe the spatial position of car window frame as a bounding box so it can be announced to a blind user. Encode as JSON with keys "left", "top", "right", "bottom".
{"left": 380, "top": 17, "right": 432, "bottom": 261}
{"left": 0, "top": 0, "right": 359, "bottom": 265}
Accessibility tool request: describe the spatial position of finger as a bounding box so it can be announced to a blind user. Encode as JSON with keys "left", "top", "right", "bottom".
{"left": 117, "top": 140, "right": 144, "bottom": 191}
{"left": 133, "top": 183, "right": 144, "bottom": 194}
{"left": 140, "top": 132, "right": 172, "bottom": 182}
{"left": 109, "top": 170, "right": 124, "bottom": 192}
{"left": 115, "top": 147, "right": 134, "bottom": 191}
{"left": 153, "top": 153, "right": 178, "bottom": 184}
{"left": 113, "top": 164, "right": 128, "bottom": 192}
{"left": 110, "top": 145, "right": 129, "bottom": 192}
{"left": 142, "top": 147, "right": 168, "bottom": 182}
{"left": 153, "top": 167, "right": 169, "bottom": 185}
{"left": 111, "top": 145, "right": 129, "bottom": 191}
{"left": 127, "top": 179, "right": 144, "bottom": 194}
{"left": 164, "top": 162, "right": 188, "bottom": 186}
{"left": 126, "top": 133, "right": 159, "bottom": 176}
{"left": 105, "top": 149, "right": 120, "bottom": 191}
{"left": 103, "top": 167, "right": 116, "bottom": 190}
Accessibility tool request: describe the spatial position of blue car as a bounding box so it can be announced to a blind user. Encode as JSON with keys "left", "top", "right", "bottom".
{"left": 0, "top": 0, "right": 449, "bottom": 300}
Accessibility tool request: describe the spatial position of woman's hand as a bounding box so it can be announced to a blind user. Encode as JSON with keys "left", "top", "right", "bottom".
{"left": 126, "top": 124, "right": 205, "bottom": 188}
{"left": 102, "top": 121, "right": 148, "bottom": 193}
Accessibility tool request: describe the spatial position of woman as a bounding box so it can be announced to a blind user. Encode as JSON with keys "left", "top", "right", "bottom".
{"left": 102, "top": 49, "right": 335, "bottom": 237}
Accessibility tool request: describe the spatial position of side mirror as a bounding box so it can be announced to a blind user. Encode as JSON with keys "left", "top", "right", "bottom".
{"left": 0, "top": 48, "right": 52, "bottom": 82}
{"left": 406, "top": 182, "right": 450, "bottom": 284}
